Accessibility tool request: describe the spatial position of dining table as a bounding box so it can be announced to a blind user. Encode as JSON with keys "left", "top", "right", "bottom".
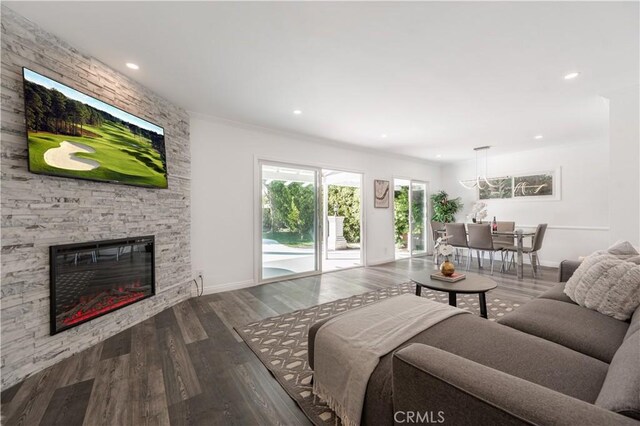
{"left": 436, "top": 228, "right": 536, "bottom": 280}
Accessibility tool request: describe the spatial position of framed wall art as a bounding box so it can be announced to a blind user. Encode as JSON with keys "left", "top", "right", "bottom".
{"left": 478, "top": 169, "right": 560, "bottom": 201}
{"left": 374, "top": 179, "right": 390, "bottom": 208}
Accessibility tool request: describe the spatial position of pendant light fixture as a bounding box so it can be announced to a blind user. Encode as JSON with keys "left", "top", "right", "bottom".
{"left": 458, "top": 146, "right": 496, "bottom": 190}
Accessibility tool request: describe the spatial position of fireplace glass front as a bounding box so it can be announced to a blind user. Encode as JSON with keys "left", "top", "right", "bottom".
{"left": 50, "top": 236, "right": 155, "bottom": 334}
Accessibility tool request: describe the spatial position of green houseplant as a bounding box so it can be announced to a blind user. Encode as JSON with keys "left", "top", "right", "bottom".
{"left": 430, "top": 190, "right": 463, "bottom": 223}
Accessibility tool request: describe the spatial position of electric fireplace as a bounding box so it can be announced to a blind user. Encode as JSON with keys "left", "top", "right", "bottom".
{"left": 50, "top": 236, "right": 155, "bottom": 335}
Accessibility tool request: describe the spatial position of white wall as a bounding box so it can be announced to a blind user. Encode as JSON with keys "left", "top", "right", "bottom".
{"left": 190, "top": 114, "right": 442, "bottom": 292}
{"left": 441, "top": 142, "right": 610, "bottom": 266}
{"left": 606, "top": 86, "right": 640, "bottom": 246}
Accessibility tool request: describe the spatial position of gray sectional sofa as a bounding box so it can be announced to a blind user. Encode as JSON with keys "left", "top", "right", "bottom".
{"left": 308, "top": 261, "right": 640, "bottom": 425}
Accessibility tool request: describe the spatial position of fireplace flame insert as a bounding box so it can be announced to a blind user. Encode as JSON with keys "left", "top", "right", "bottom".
{"left": 50, "top": 236, "right": 155, "bottom": 335}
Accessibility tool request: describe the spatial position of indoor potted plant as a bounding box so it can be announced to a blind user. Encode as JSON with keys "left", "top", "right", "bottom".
{"left": 430, "top": 191, "right": 463, "bottom": 223}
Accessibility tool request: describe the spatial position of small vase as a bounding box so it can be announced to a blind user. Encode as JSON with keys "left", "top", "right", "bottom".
{"left": 472, "top": 218, "right": 477, "bottom": 223}
{"left": 440, "top": 260, "right": 455, "bottom": 277}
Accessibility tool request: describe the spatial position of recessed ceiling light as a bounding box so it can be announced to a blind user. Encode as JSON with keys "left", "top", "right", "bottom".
{"left": 436, "top": 154, "right": 442, "bottom": 158}
{"left": 293, "top": 110, "right": 302, "bottom": 115}
{"left": 126, "top": 62, "right": 139, "bottom": 70}
{"left": 564, "top": 72, "right": 580, "bottom": 80}
{"left": 380, "top": 134, "right": 388, "bottom": 138}
{"left": 534, "top": 135, "right": 543, "bottom": 140}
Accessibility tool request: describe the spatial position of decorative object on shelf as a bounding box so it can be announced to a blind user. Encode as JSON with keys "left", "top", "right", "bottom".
{"left": 374, "top": 179, "right": 390, "bottom": 208}
{"left": 467, "top": 201, "right": 488, "bottom": 223}
{"left": 434, "top": 237, "right": 456, "bottom": 276}
{"left": 459, "top": 146, "right": 495, "bottom": 190}
{"left": 430, "top": 271, "right": 467, "bottom": 282}
{"left": 430, "top": 190, "right": 463, "bottom": 223}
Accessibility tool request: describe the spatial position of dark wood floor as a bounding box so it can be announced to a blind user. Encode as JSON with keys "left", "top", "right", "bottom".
{"left": 1, "top": 257, "right": 558, "bottom": 426}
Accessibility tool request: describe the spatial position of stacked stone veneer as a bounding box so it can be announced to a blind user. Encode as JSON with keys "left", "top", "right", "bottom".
{"left": 0, "top": 6, "right": 192, "bottom": 390}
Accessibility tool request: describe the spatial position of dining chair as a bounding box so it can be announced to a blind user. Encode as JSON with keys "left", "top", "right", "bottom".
{"left": 444, "top": 223, "right": 468, "bottom": 263}
{"left": 504, "top": 223, "right": 548, "bottom": 278}
{"left": 430, "top": 221, "right": 445, "bottom": 263}
{"left": 467, "top": 223, "right": 503, "bottom": 275}
{"left": 493, "top": 221, "right": 515, "bottom": 247}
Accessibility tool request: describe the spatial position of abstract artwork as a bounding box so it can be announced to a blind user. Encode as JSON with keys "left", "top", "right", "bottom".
{"left": 478, "top": 171, "right": 556, "bottom": 200}
{"left": 513, "top": 173, "right": 554, "bottom": 197}
{"left": 478, "top": 177, "right": 512, "bottom": 200}
{"left": 374, "top": 179, "right": 390, "bottom": 208}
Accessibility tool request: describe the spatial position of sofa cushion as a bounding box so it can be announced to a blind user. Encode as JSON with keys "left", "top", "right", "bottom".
{"left": 538, "top": 282, "right": 577, "bottom": 305}
{"left": 564, "top": 253, "right": 640, "bottom": 321}
{"left": 498, "top": 298, "right": 628, "bottom": 363}
{"left": 596, "top": 332, "right": 640, "bottom": 420}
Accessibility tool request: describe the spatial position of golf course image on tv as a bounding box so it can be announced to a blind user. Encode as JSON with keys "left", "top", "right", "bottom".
{"left": 23, "top": 68, "right": 167, "bottom": 188}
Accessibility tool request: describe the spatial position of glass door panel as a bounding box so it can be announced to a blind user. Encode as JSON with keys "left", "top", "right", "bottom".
{"left": 322, "top": 170, "right": 363, "bottom": 271}
{"left": 261, "top": 163, "right": 319, "bottom": 280}
{"left": 410, "top": 181, "right": 428, "bottom": 256}
{"left": 394, "top": 179, "right": 411, "bottom": 259}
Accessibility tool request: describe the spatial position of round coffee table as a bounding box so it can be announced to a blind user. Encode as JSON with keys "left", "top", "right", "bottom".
{"left": 410, "top": 272, "right": 497, "bottom": 319}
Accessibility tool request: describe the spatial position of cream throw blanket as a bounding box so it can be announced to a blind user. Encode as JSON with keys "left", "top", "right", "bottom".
{"left": 312, "top": 294, "right": 468, "bottom": 426}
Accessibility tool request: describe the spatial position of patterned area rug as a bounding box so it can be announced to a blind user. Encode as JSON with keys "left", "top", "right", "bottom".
{"left": 235, "top": 281, "right": 522, "bottom": 426}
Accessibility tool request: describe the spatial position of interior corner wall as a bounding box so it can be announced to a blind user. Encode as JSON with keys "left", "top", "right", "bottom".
{"left": 440, "top": 142, "right": 610, "bottom": 266}
{"left": 606, "top": 86, "right": 640, "bottom": 246}
{"left": 0, "top": 6, "right": 192, "bottom": 390}
{"left": 189, "top": 115, "right": 442, "bottom": 293}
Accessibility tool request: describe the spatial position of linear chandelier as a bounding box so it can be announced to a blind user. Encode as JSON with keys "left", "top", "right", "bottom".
{"left": 458, "top": 146, "right": 497, "bottom": 190}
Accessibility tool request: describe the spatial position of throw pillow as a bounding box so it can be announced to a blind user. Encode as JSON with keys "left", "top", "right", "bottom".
{"left": 607, "top": 240, "right": 639, "bottom": 256}
{"left": 627, "top": 256, "right": 640, "bottom": 265}
{"left": 564, "top": 253, "right": 640, "bottom": 321}
{"left": 590, "top": 240, "right": 639, "bottom": 260}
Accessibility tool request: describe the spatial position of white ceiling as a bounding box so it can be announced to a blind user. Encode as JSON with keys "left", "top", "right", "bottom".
{"left": 6, "top": 2, "right": 639, "bottom": 162}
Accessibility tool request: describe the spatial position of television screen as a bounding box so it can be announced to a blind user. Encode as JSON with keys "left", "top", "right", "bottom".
{"left": 23, "top": 68, "right": 168, "bottom": 188}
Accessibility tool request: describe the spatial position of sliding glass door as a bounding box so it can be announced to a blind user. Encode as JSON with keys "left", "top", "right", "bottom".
{"left": 394, "top": 178, "right": 429, "bottom": 259}
{"left": 394, "top": 179, "right": 411, "bottom": 259}
{"left": 410, "top": 181, "right": 428, "bottom": 256}
{"left": 260, "top": 162, "right": 320, "bottom": 281}
{"left": 322, "top": 169, "right": 363, "bottom": 271}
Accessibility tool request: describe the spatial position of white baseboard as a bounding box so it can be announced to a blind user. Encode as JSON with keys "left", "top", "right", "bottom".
{"left": 199, "top": 279, "right": 256, "bottom": 295}
{"left": 366, "top": 257, "right": 396, "bottom": 266}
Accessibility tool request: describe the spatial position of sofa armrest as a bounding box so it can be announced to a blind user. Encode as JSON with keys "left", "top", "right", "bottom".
{"left": 392, "top": 344, "right": 637, "bottom": 426}
{"left": 558, "top": 259, "right": 582, "bottom": 282}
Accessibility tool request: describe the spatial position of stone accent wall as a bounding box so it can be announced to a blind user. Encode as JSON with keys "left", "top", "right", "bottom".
{"left": 0, "top": 6, "right": 192, "bottom": 390}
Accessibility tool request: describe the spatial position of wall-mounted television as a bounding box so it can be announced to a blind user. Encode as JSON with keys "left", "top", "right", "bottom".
{"left": 23, "top": 68, "right": 168, "bottom": 188}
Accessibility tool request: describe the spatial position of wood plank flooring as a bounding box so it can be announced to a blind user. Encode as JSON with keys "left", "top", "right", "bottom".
{"left": 1, "top": 258, "right": 558, "bottom": 425}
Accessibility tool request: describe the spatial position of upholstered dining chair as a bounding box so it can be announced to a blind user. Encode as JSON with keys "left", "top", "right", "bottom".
{"left": 444, "top": 223, "right": 468, "bottom": 263}
{"left": 467, "top": 223, "right": 503, "bottom": 275}
{"left": 504, "top": 223, "right": 548, "bottom": 278}
{"left": 493, "top": 221, "right": 515, "bottom": 248}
